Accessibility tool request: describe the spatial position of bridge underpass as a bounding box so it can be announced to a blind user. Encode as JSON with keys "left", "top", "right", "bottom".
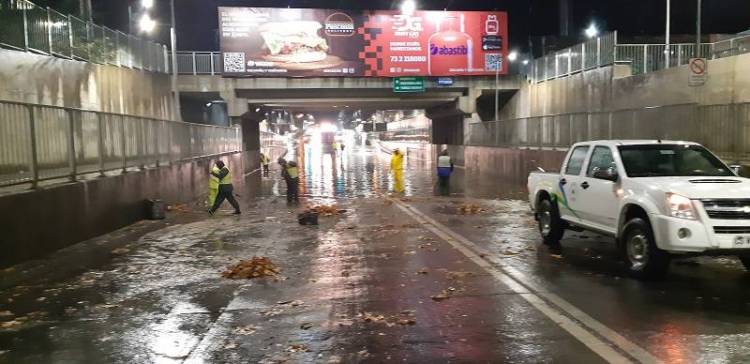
{"left": 5, "top": 2, "right": 750, "bottom": 362}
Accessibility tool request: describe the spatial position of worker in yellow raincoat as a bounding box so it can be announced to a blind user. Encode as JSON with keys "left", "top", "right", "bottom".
{"left": 390, "top": 148, "right": 405, "bottom": 193}
{"left": 208, "top": 164, "right": 221, "bottom": 207}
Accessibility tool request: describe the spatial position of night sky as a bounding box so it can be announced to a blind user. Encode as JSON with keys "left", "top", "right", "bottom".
{"left": 89, "top": 0, "right": 750, "bottom": 52}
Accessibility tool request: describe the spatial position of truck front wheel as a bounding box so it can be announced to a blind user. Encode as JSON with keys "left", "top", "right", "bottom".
{"left": 537, "top": 198, "right": 564, "bottom": 248}
{"left": 621, "top": 218, "right": 670, "bottom": 279}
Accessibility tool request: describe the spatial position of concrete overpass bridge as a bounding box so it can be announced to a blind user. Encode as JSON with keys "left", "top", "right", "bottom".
{"left": 177, "top": 63, "right": 525, "bottom": 145}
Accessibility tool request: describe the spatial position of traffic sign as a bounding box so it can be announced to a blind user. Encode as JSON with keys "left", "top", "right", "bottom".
{"left": 689, "top": 58, "right": 707, "bottom": 87}
{"left": 393, "top": 77, "right": 425, "bottom": 93}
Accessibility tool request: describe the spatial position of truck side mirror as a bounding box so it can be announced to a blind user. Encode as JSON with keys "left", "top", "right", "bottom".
{"left": 730, "top": 165, "right": 742, "bottom": 176}
{"left": 593, "top": 167, "right": 618, "bottom": 182}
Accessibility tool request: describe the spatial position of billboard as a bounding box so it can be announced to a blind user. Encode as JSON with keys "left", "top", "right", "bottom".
{"left": 218, "top": 7, "right": 508, "bottom": 77}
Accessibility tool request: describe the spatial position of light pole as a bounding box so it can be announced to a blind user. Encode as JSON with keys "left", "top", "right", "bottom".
{"left": 695, "top": 0, "right": 702, "bottom": 58}
{"left": 665, "top": 0, "right": 671, "bottom": 69}
{"left": 136, "top": 0, "right": 180, "bottom": 121}
{"left": 170, "top": 0, "right": 181, "bottom": 121}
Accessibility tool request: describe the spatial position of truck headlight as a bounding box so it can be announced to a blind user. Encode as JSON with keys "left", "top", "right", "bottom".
{"left": 666, "top": 193, "right": 696, "bottom": 220}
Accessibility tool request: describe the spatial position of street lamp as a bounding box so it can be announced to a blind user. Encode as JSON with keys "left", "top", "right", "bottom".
{"left": 138, "top": 14, "right": 156, "bottom": 33}
{"left": 585, "top": 23, "right": 599, "bottom": 39}
{"left": 508, "top": 50, "right": 518, "bottom": 62}
{"left": 401, "top": 0, "right": 416, "bottom": 15}
{"left": 132, "top": 0, "right": 181, "bottom": 121}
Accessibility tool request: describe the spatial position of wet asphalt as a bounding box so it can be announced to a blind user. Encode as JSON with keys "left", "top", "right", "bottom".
{"left": 2, "top": 141, "right": 750, "bottom": 363}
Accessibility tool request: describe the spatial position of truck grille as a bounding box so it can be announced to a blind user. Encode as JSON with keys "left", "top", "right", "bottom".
{"left": 714, "top": 226, "right": 750, "bottom": 234}
{"left": 702, "top": 199, "right": 750, "bottom": 220}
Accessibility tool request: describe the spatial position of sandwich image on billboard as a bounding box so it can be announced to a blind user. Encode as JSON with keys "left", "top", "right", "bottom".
{"left": 260, "top": 21, "right": 329, "bottom": 63}
{"left": 218, "top": 7, "right": 508, "bottom": 77}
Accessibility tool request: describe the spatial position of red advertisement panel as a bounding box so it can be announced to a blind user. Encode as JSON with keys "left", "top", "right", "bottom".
{"left": 218, "top": 7, "right": 508, "bottom": 77}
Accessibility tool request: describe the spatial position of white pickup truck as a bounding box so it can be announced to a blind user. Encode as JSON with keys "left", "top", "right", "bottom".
{"left": 528, "top": 140, "right": 750, "bottom": 279}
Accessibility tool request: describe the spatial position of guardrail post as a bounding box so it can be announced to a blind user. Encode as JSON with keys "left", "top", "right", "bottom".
{"left": 120, "top": 115, "right": 127, "bottom": 173}
{"left": 642, "top": 45, "right": 648, "bottom": 73}
{"left": 67, "top": 15, "right": 74, "bottom": 58}
{"left": 677, "top": 44, "right": 682, "bottom": 66}
{"left": 567, "top": 49, "right": 572, "bottom": 74}
{"left": 167, "top": 122, "right": 173, "bottom": 165}
{"left": 210, "top": 52, "right": 215, "bottom": 75}
{"left": 138, "top": 119, "right": 145, "bottom": 170}
{"left": 154, "top": 119, "right": 160, "bottom": 168}
{"left": 67, "top": 110, "right": 77, "bottom": 181}
{"left": 27, "top": 105, "right": 39, "bottom": 189}
{"left": 581, "top": 44, "right": 586, "bottom": 69}
{"left": 22, "top": 2, "right": 29, "bottom": 51}
{"left": 554, "top": 55, "right": 559, "bottom": 78}
{"left": 46, "top": 7, "right": 53, "bottom": 54}
{"left": 192, "top": 52, "right": 197, "bottom": 75}
{"left": 97, "top": 113, "right": 105, "bottom": 177}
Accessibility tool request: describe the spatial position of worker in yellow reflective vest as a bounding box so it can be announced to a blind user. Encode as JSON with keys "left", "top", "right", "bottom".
{"left": 282, "top": 160, "right": 300, "bottom": 204}
{"left": 208, "top": 165, "right": 220, "bottom": 207}
{"left": 260, "top": 152, "right": 270, "bottom": 177}
{"left": 390, "top": 148, "right": 405, "bottom": 194}
{"left": 208, "top": 160, "right": 241, "bottom": 215}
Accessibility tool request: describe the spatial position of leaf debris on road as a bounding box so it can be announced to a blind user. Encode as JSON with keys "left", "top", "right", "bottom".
{"left": 222, "top": 257, "right": 279, "bottom": 279}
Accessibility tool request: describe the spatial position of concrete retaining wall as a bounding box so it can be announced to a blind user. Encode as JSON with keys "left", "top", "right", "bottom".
{"left": 0, "top": 152, "right": 259, "bottom": 268}
{"left": 0, "top": 49, "right": 174, "bottom": 119}
{"left": 502, "top": 52, "right": 750, "bottom": 120}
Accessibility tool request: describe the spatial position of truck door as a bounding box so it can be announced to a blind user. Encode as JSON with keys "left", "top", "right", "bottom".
{"left": 580, "top": 145, "right": 620, "bottom": 232}
{"left": 558, "top": 145, "right": 590, "bottom": 224}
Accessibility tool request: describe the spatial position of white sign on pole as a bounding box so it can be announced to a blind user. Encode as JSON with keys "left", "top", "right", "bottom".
{"left": 688, "top": 58, "right": 707, "bottom": 87}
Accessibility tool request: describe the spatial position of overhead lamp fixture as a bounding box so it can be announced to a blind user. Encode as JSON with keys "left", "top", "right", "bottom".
{"left": 401, "top": 0, "right": 416, "bottom": 15}
{"left": 508, "top": 50, "right": 518, "bottom": 62}
{"left": 585, "top": 22, "right": 599, "bottom": 39}
{"left": 139, "top": 13, "right": 156, "bottom": 33}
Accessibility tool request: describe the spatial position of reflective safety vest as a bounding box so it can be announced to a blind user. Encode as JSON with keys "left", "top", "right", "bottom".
{"left": 438, "top": 155, "right": 452, "bottom": 168}
{"left": 219, "top": 168, "right": 233, "bottom": 185}
{"left": 209, "top": 167, "right": 221, "bottom": 189}
{"left": 260, "top": 154, "right": 270, "bottom": 165}
{"left": 286, "top": 166, "right": 299, "bottom": 179}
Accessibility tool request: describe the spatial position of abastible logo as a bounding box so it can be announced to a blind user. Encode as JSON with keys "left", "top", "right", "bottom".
{"left": 430, "top": 44, "right": 468, "bottom": 56}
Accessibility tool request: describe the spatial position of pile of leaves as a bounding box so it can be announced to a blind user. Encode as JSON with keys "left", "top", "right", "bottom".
{"left": 307, "top": 205, "right": 347, "bottom": 217}
{"left": 457, "top": 204, "right": 486, "bottom": 215}
{"left": 356, "top": 311, "right": 417, "bottom": 327}
{"left": 222, "top": 257, "right": 279, "bottom": 279}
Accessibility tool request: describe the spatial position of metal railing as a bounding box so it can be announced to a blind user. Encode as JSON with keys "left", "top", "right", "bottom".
{"left": 467, "top": 102, "right": 750, "bottom": 162}
{"left": 173, "top": 51, "right": 222, "bottom": 75}
{"left": 0, "top": 0, "right": 169, "bottom": 73}
{"left": 530, "top": 32, "right": 750, "bottom": 82}
{"left": 0, "top": 100, "right": 242, "bottom": 188}
{"left": 530, "top": 32, "right": 618, "bottom": 83}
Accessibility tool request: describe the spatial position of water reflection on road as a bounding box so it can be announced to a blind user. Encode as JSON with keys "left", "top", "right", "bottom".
{"left": 261, "top": 141, "right": 527, "bottom": 201}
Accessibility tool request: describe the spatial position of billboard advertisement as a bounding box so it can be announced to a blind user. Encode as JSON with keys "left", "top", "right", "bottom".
{"left": 218, "top": 7, "right": 508, "bottom": 77}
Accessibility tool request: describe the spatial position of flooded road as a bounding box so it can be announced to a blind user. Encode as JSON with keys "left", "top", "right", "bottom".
{"left": 2, "top": 141, "right": 750, "bottom": 363}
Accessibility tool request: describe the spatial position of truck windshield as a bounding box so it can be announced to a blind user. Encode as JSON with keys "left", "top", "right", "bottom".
{"left": 618, "top": 144, "right": 733, "bottom": 177}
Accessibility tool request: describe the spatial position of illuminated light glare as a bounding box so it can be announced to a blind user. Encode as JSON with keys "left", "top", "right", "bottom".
{"left": 141, "top": 0, "right": 154, "bottom": 9}
{"left": 139, "top": 14, "right": 156, "bottom": 33}
{"left": 400, "top": 0, "right": 416, "bottom": 15}
{"left": 319, "top": 123, "right": 338, "bottom": 133}
{"left": 255, "top": 107, "right": 261, "bottom": 112}
{"left": 508, "top": 51, "right": 518, "bottom": 62}
{"left": 522, "top": 59, "right": 529, "bottom": 65}
{"left": 585, "top": 23, "right": 599, "bottom": 39}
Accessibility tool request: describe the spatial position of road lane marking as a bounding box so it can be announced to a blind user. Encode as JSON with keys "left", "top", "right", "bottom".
{"left": 391, "top": 198, "right": 663, "bottom": 364}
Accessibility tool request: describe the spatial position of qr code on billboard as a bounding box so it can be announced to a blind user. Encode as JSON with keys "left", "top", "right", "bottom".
{"left": 485, "top": 53, "right": 503, "bottom": 72}
{"left": 223, "top": 52, "right": 246, "bottom": 73}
